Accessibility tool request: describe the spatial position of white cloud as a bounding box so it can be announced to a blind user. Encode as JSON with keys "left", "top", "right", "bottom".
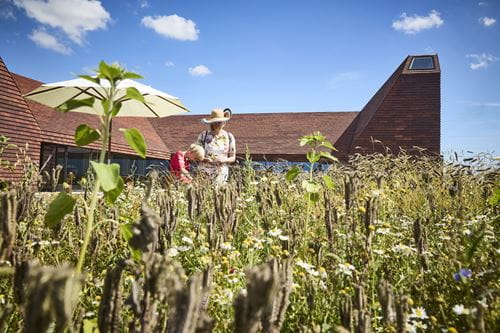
{"left": 329, "top": 72, "right": 362, "bottom": 89}
{"left": 392, "top": 10, "right": 444, "bottom": 34}
{"left": 141, "top": 14, "right": 199, "bottom": 41}
{"left": 466, "top": 53, "right": 499, "bottom": 70}
{"left": 478, "top": 2, "right": 488, "bottom": 6}
{"left": 14, "top": 0, "right": 110, "bottom": 45}
{"left": 188, "top": 65, "right": 211, "bottom": 76}
{"left": 470, "top": 101, "right": 500, "bottom": 107}
{"left": 479, "top": 17, "right": 496, "bottom": 27}
{"left": 29, "top": 28, "right": 72, "bottom": 54}
{"left": 164, "top": 60, "right": 174, "bottom": 67}
{"left": 139, "top": 0, "right": 149, "bottom": 8}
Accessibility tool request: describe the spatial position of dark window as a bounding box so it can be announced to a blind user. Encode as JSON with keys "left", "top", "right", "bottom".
{"left": 409, "top": 56, "right": 435, "bottom": 70}
{"left": 40, "top": 143, "right": 167, "bottom": 190}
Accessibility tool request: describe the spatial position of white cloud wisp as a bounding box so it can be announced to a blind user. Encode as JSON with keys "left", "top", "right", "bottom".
{"left": 14, "top": 0, "right": 110, "bottom": 45}
{"left": 29, "top": 28, "right": 72, "bottom": 54}
{"left": 188, "top": 65, "right": 211, "bottom": 76}
{"left": 392, "top": 10, "right": 444, "bottom": 34}
{"left": 466, "top": 53, "right": 499, "bottom": 70}
{"left": 479, "top": 17, "right": 496, "bottom": 27}
{"left": 142, "top": 14, "right": 199, "bottom": 41}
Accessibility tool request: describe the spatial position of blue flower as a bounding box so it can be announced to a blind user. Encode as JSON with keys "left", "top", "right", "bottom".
{"left": 454, "top": 268, "right": 472, "bottom": 282}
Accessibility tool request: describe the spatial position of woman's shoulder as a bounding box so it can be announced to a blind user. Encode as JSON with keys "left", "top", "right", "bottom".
{"left": 222, "top": 129, "right": 235, "bottom": 138}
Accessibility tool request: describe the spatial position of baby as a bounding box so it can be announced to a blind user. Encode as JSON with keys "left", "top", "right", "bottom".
{"left": 169, "top": 144, "right": 205, "bottom": 184}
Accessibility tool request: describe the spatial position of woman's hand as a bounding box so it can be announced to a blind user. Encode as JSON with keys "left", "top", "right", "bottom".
{"left": 204, "top": 156, "right": 224, "bottom": 165}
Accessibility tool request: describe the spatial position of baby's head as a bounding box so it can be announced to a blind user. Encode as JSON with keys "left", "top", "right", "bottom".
{"left": 186, "top": 143, "right": 205, "bottom": 161}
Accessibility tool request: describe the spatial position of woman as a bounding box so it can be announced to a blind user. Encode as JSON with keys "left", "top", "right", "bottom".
{"left": 196, "top": 108, "right": 236, "bottom": 185}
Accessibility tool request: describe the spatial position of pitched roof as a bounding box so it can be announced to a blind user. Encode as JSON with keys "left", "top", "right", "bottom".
{"left": 12, "top": 73, "right": 169, "bottom": 159}
{"left": 150, "top": 111, "right": 358, "bottom": 158}
{"left": 0, "top": 58, "right": 41, "bottom": 181}
{"left": 348, "top": 54, "right": 441, "bottom": 154}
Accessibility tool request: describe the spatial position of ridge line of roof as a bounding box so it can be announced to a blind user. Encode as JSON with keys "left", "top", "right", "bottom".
{"left": 166, "top": 111, "right": 360, "bottom": 117}
{"left": 346, "top": 56, "right": 410, "bottom": 152}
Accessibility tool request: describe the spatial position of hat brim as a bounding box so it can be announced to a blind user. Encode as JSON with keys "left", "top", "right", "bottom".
{"left": 201, "top": 117, "right": 230, "bottom": 124}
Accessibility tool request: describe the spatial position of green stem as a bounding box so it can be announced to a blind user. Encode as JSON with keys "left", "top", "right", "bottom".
{"left": 305, "top": 149, "right": 316, "bottom": 228}
{"left": 75, "top": 89, "right": 113, "bottom": 274}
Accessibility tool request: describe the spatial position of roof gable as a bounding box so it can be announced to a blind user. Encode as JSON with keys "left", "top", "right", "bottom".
{"left": 0, "top": 57, "right": 41, "bottom": 181}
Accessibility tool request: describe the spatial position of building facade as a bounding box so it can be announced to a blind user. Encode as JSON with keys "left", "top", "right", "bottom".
{"left": 0, "top": 55, "right": 440, "bottom": 182}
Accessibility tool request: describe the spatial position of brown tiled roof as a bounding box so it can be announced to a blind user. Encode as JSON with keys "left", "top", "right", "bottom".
{"left": 2, "top": 53, "right": 441, "bottom": 170}
{"left": 12, "top": 73, "right": 169, "bottom": 159}
{"left": 0, "top": 58, "right": 41, "bottom": 181}
{"left": 150, "top": 112, "right": 359, "bottom": 160}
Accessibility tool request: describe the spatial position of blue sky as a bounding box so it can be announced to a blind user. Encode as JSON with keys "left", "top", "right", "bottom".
{"left": 1, "top": 0, "right": 499, "bottom": 155}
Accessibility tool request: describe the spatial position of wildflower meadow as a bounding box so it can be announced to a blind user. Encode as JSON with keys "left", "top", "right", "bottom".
{"left": 0, "top": 142, "right": 498, "bottom": 332}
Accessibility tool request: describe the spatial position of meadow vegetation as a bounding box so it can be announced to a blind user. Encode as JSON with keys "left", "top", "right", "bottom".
{"left": 0, "top": 143, "right": 498, "bottom": 332}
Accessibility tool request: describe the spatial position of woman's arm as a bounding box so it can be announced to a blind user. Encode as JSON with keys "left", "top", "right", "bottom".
{"left": 180, "top": 167, "right": 193, "bottom": 179}
{"left": 221, "top": 132, "right": 236, "bottom": 163}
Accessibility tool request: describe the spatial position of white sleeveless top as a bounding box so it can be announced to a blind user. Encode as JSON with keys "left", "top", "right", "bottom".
{"left": 196, "top": 129, "right": 236, "bottom": 183}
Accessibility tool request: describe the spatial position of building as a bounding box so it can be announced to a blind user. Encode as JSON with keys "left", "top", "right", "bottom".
{"left": 0, "top": 54, "right": 440, "bottom": 182}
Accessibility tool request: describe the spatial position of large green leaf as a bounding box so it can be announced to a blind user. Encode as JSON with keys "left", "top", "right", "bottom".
{"left": 44, "top": 192, "right": 76, "bottom": 227}
{"left": 74, "top": 124, "right": 100, "bottom": 146}
{"left": 320, "top": 141, "right": 337, "bottom": 151}
{"left": 285, "top": 166, "right": 300, "bottom": 182}
{"left": 120, "top": 223, "right": 142, "bottom": 262}
{"left": 78, "top": 75, "right": 99, "bottom": 84}
{"left": 319, "top": 151, "right": 339, "bottom": 162}
{"left": 126, "top": 87, "right": 146, "bottom": 104}
{"left": 489, "top": 187, "right": 500, "bottom": 206}
{"left": 306, "top": 192, "right": 320, "bottom": 203}
{"left": 121, "top": 128, "right": 147, "bottom": 159}
{"left": 90, "top": 161, "right": 120, "bottom": 192}
{"left": 83, "top": 319, "right": 99, "bottom": 333}
{"left": 110, "top": 101, "right": 122, "bottom": 117}
{"left": 101, "top": 98, "right": 111, "bottom": 114}
{"left": 99, "top": 61, "right": 121, "bottom": 81}
{"left": 322, "top": 175, "right": 335, "bottom": 189}
{"left": 104, "top": 176, "right": 124, "bottom": 204}
{"left": 123, "top": 71, "right": 143, "bottom": 79}
{"left": 306, "top": 151, "right": 320, "bottom": 164}
{"left": 57, "top": 97, "right": 95, "bottom": 113}
{"left": 302, "top": 179, "right": 321, "bottom": 193}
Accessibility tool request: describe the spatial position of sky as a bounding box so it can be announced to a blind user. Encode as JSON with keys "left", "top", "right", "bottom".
{"left": 1, "top": 0, "right": 499, "bottom": 156}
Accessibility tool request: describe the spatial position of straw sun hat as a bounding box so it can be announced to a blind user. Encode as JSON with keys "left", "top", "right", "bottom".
{"left": 201, "top": 108, "right": 232, "bottom": 124}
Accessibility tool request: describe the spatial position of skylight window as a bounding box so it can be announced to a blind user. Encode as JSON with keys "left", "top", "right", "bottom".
{"left": 409, "top": 56, "right": 435, "bottom": 70}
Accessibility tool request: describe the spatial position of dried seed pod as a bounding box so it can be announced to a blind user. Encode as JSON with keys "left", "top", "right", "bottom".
{"left": 19, "top": 261, "right": 83, "bottom": 333}
{"left": 234, "top": 259, "right": 280, "bottom": 333}
{"left": 413, "top": 219, "right": 428, "bottom": 271}
{"left": 396, "top": 296, "right": 410, "bottom": 333}
{"left": 0, "top": 189, "right": 17, "bottom": 263}
{"left": 377, "top": 280, "right": 395, "bottom": 326}
{"left": 187, "top": 187, "right": 195, "bottom": 221}
{"left": 166, "top": 269, "right": 214, "bottom": 333}
{"left": 0, "top": 304, "right": 13, "bottom": 332}
{"left": 98, "top": 259, "right": 132, "bottom": 333}
{"left": 261, "top": 259, "right": 293, "bottom": 333}
{"left": 339, "top": 295, "right": 353, "bottom": 330}
{"left": 323, "top": 191, "right": 334, "bottom": 245}
{"left": 129, "top": 204, "right": 161, "bottom": 254}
